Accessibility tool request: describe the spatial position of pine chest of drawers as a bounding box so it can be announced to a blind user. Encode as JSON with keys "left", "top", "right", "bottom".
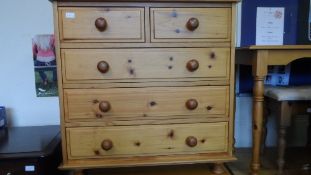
{"left": 51, "top": 0, "right": 238, "bottom": 174}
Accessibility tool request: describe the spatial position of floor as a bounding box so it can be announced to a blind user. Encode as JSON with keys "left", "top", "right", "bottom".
{"left": 87, "top": 164, "right": 230, "bottom": 175}
{"left": 68, "top": 148, "right": 311, "bottom": 175}
{"left": 228, "top": 147, "right": 311, "bottom": 175}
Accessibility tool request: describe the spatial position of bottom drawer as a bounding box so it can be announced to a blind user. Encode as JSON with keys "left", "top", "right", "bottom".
{"left": 67, "top": 122, "right": 228, "bottom": 159}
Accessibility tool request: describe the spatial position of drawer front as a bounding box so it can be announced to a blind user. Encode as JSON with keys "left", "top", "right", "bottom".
{"left": 151, "top": 8, "right": 231, "bottom": 42}
{"left": 64, "top": 86, "right": 229, "bottom": 121}
{"left": 67, "top": 122, "right": 228, "bottom": 159}
{"left": 59, "top": 7, "right": 144, "bottom": 42}
{"left": 62, "top": 48, "right": 230, "bottom": 82}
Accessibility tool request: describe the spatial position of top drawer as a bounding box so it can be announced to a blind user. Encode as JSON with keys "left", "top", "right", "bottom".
{"left": 59, "top": 7, "right": 145, "bottom": 42}
{"left": 151, "top": 8, "right": 231, "bottom": 42}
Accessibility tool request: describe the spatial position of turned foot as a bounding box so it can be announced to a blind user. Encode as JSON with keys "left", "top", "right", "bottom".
{"left": 212, "top": 163, "right": 224, "bottom": 174}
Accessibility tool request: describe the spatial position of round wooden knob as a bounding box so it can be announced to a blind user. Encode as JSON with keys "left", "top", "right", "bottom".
{"left": 101, "top": 139, "right": 113, "bottom": 151}
{"left": 97, "top": 61, "right": 109, "bottom": 73}
{"left": 185, "top": 99, "right": 198, "bottom": 110}
{"left": 95, "top": 17, "right": 107, "bottom": 32}
{"left": 99, "top": 101, "right": 111, "bottom": 112}
{"left": 185, "top": 136, "right": 197, "bottom": 147}
{"left": 186, "top": 59, "right": 199, "bottom": 72}
{"left": 186, "top": 17, "right": 199, "bottom": 31}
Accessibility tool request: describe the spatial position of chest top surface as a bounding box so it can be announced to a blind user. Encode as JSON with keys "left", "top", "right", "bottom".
{"left": 50, "top": 0, "right": 239, "bottom": 2}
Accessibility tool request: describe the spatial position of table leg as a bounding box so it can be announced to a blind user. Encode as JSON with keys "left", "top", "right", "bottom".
{"left": 308, "top": 113, "right": 311, "bottom": 147}
{"left": 261, "top": 100, "right": 269, "bottom": 155}
{"left": 249, "top": 50, "right": 268, "bottom": 175}
{"left": 251, "top": 76, "right": 265, "bottom": 175}
{"left": 277, "top": 101, "right": 292, "bottom": 175}
{"left": 277, "top": 125, "right": 288, "bottom": 175}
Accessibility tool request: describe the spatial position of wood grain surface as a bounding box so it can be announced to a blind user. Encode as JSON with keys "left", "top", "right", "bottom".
{"left": 61, "top": 48, "right": 230, "bottom": 82}
{"left": 67, "top": 122, "right": 228, "bottom": 159}
{"left": 64, "top": 86, "right": 229, "bottom": 121}
{"left": 59, "top": 7, "right": 144, "bottom": 42}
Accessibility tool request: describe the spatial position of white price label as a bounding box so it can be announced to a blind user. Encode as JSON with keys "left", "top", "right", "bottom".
{"left": 65, "top": 12, "right": 75, "bottom": 19}
{"left": 25, "top": 165, "right": 35, "bottom": 172}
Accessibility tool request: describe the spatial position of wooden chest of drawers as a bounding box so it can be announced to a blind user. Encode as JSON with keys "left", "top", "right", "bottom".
{"left": 51, "top": 0, "right": 238, "bottom": 174}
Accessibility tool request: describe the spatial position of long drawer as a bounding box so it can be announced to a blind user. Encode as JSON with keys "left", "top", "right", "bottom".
{"left": 61, "top": 48, "right": 230, "bottom": 82}
{"left": 64, "top": 86, "right": 229, "bottom": 121}
{"left": 151, "top": 8, "right": 231, "bottom": 42}
{"left": 59, "top": 7, "right": 145, "bottom": 42}
{"left": 66, "top": 122, "right": 228, "bottom": 159}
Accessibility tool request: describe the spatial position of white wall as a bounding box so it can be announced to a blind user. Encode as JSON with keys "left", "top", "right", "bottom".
{"left": 0, "top": 0, "right": 60, "bottom": 126}
{"left": 234, "top": 96, "right": 278, "bottom": 147}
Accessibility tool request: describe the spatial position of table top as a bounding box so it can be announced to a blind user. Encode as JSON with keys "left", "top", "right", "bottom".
{"left": 238, "top": 45, "right": 311, "bottom": 50}
{"left": 0, "top": 125, "right": 60, "bottom": 159}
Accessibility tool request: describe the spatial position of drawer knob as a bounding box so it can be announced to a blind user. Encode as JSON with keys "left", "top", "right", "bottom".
{"left": 101, "top": 139, "right": 113, "bottom": 151}
{"left": 186, "top": 59, "right": 199, "bottom": 72}
{"left": 185, "top": 136, "right": 197, "bottom": 147}
{"left": 186, "top": 17, "right": 199, "bottom": 31}
{"left": 99, "top": 101, "right": 111, "bottom": 112}
{"left": 95, "top": 17, "right": 108, "bottom": 32}
{"left": 186, "top": 99, "right": 198, "bottom": 110}
{"left": 97, "top": 61, "right": 110, "bottom": 73}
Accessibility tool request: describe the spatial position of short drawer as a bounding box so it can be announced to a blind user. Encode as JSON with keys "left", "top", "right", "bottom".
{"left": 59, "top": 7, "right": 144, "bottom": 42}
{"left": 61, "top": 48, "right": 230, "bottom": 82}
{"left": 66, "top": 122, "right": 228, "bottom": 159}
{"left": 64, "top": 86, "right": 229, "bottom": 121}
{"left": 151, "top": 8, "right": 231, "bottom": 42}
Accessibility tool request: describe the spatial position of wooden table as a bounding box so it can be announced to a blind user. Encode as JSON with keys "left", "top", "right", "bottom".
{"left": 236, "top": 45, "right": 311, "bottom": 175}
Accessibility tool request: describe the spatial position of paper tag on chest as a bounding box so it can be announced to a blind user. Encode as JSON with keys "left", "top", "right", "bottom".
{"left": 65, "top": 12, "right": 75, "bottom": 19}
{"left": 25, "top": 165, "right": 35, "bottom": 172}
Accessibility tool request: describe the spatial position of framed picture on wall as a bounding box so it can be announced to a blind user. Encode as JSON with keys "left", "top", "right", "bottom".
{"left": 32, "top": 34, "right": 58, "bottom": 97}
